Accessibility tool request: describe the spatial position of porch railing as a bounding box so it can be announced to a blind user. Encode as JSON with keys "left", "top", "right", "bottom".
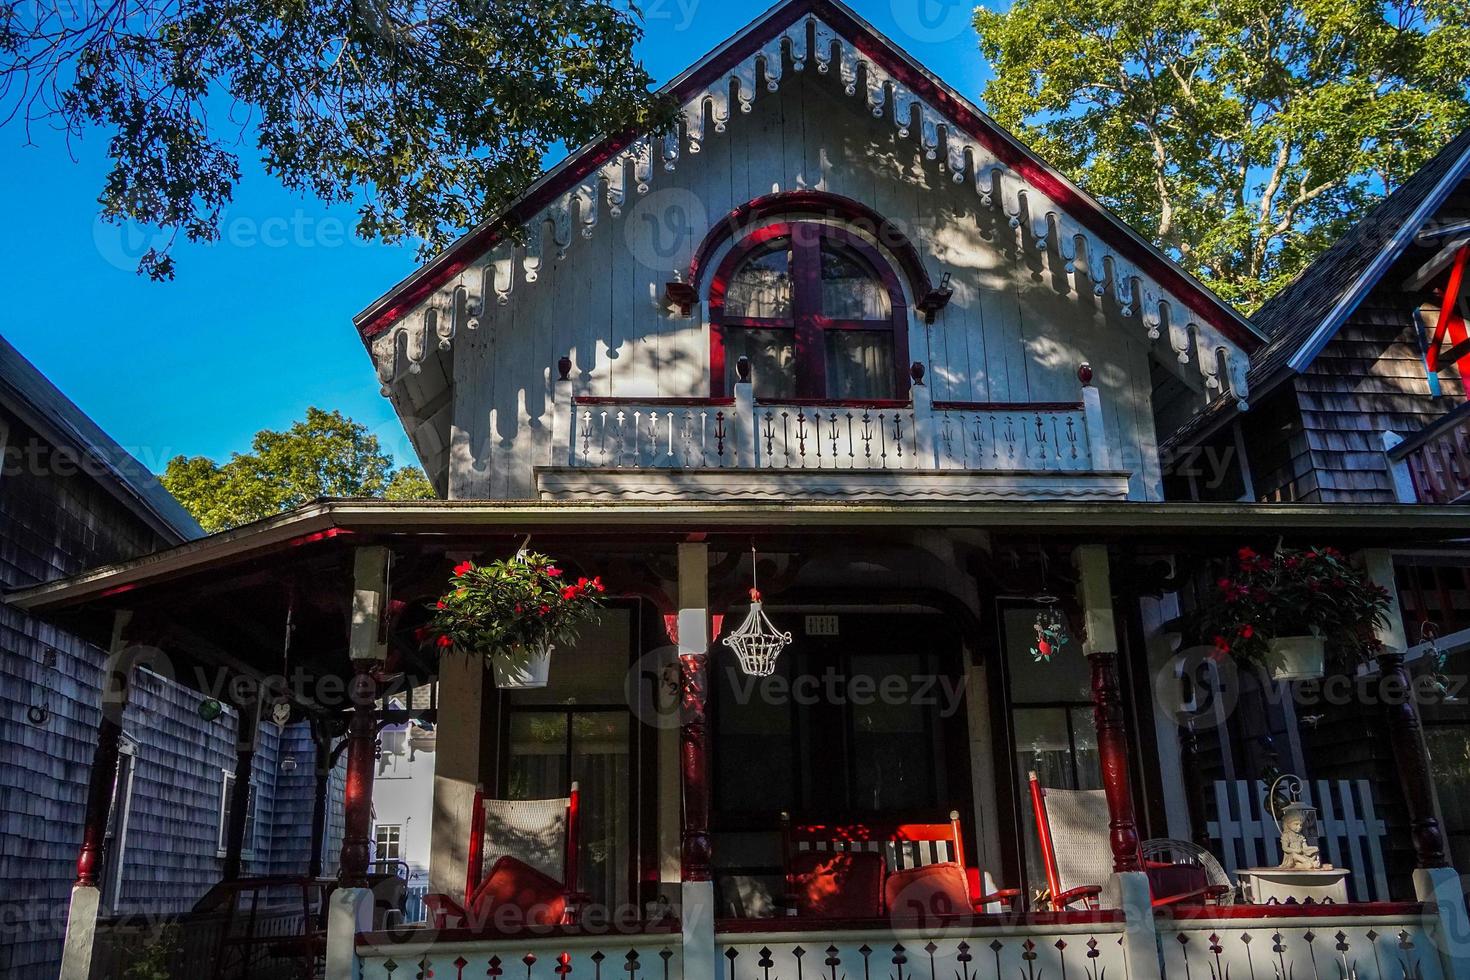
{"left": 1384, "top": 401, "right": 1470, "bottom": 503}
{"left": 355, "top": 928, "right": 682, "bottom": 980}
{"left": 552, "top": 363, "right": 1112, "bottom": 475}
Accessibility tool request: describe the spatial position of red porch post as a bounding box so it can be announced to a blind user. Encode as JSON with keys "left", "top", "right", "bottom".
{"left": 677, "top": 541, "right": 712, "bottom": 882}
{"left": 336, "top": 545, "right": 391, "bottom": 889}
{"left": 1073, "top": 544, "right": 1143, "bottom": 873}
{"left": 1377, "top": 651, "right": 1448, "bottom": 869}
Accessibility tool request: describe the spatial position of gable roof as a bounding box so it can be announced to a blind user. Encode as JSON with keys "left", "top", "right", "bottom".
{"left": 1252, "top": 127, "right": 1470, "bottom": 386}
{"left": 1162, "top": 127, "right": 1470, "bottom": 450}
{"left": 353, "top": 0, "right": 1260, "bottom": 360}
{"left": 0, "top": 334, "right": 203, "bottom": 544}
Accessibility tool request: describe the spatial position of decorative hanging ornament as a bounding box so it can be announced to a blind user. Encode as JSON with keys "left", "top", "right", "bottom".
{"left": 1031, "top": 596, "right": 1070, "bottom": 663}
{"left": 722, "top": 545, "right": 792, "bottom": 677}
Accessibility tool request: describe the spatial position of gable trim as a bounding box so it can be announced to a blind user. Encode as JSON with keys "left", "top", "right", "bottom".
{"left": 354, "top": 0, "right": 1256, "bottom": 357}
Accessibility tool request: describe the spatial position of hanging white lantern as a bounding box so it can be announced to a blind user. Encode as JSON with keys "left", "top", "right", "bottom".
{"left": 723, "top": 587, "right": 793, "bottom": 677}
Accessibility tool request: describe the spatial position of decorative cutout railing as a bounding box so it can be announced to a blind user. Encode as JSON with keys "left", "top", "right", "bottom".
{"left": 356, "top": 932, "right": 682, "bottom": 980}
{"left": 553, "top": 365, "right": 1113, "bottom": 476}
{"left": 1385, "top": 402, "right": 1470, "bottom": 504}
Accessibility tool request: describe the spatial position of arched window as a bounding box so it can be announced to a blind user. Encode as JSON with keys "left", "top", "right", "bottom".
{"left": 711, "top": 223, "right": 909, "bottom": 400}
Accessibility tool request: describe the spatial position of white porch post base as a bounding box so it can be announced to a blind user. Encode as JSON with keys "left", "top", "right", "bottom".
{"left": 681, "top": 880, "right": 718, "bottom": 980}
{"left": 58, "top": 884, "right": 101, "bottom": 980}
{"left": 1415, "top": 866, "right": 1470, "bottom": 975}
{"left": 1112, "top": 871, "right": 1163, "bottom": 980}
{"left": 326, "top": 886, "right": 374, "bottom": 980}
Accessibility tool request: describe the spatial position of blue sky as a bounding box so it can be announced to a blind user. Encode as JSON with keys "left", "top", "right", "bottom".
{"left": 0, "top": 0, "right": 992, "bottom": 472}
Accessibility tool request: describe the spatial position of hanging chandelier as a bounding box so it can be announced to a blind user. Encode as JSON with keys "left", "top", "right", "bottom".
{"left": 722, "top": 546, "right": 792, "bottom": 677}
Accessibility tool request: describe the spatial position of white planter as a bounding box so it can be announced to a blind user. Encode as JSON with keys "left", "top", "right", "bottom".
{"left": 1269, "top": 635, "right": 1325, "bottom": 681}
{"left": 491, "top": 641, "right": 554, "bottom": 689}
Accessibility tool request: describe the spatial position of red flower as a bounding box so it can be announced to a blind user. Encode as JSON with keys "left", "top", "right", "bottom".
{"left": 1237, "top": 547, "right": 1256, "bottom": 561}
{"left": 435, "top": 599, "right": 447, "bottom": 610}
{"left": 547, "top": 566, "right": 563, "bottom": 577}
{"left": 592, "top": 576, "right": 605, "bottom": 593}
{"left": 413, "top": 627, "right": 430, "bottom": 642}
{"left": 514, "top": 603, "right": 523, "bottom": 614}
{"left": 577, "top": 577, "right": 589, "bottom": 588}
{"left": 453, "top": 560, "right": 474, "bottom": 577}
{"left": 561, "top": 586, "right": 578, "bottom": 600}
{"left": 1210, "top": 635, "right": 1231, "bottom": 662}
{"left": 538, "top": 604, "right": 551, "bottom": 615}
{"left": 1239, "top": 624, "right": 1254, "bottom": 639}
{"left": 436, "top": 634, "right": 453, "bottom": 648}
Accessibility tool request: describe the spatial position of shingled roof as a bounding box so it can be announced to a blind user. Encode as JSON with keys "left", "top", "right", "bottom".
{"left": 1166, "top": 126, "right": 1470, "bottom": 449}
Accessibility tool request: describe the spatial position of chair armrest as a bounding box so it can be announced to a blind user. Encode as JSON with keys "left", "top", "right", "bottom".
{"left": 1151, "top": 884, "right": 1231, "bottom": 908}
{"left": 423, "top": 894, "right": 469, "bottom": 929}
{"left": 972, "top": 888, "right": 1022, "bottom": 913}
{"left": 1053, "top": 885, "right": 1102, "bottom": 910}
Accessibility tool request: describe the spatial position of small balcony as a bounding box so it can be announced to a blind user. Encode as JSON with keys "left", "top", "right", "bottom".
{"left": 1385, "top": 401, "right": 1470, "bottom": 504}
{"left": 538, "top": 364, "right": 1131, "bottom": 501}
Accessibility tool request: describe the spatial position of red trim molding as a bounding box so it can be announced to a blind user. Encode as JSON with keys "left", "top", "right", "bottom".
{"left": 355, "top": 0, "right": 1256, "bottom": 350}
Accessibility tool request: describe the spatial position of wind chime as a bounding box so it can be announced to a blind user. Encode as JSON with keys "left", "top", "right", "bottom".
{"left": 722, "top": 544, "right": 792, "bottom": 677}
{"left": 1030, "top": 549, "right": 1071, "bottom": 663}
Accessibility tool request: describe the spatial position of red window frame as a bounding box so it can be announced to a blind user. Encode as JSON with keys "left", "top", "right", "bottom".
{"left": 709, "top": 222, "right": 910, "bottom": 399}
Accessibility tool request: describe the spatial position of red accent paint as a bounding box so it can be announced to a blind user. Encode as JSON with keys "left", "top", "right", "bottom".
{"left": 465, "top": 785, "right": 487, "bottom": 906}
{"left": 1028, "top": 772, "right": 1064, "bottom": 906}
{"left": 933, "top": 400, "right": 1085, "bottom": 412}
{"left": 713, "top": 910, "right": 1125, "bottom": 933}
{"left": 565, "top": 782, "right": 582, "bottom": 899}
{"left": 283, "top": 527, "right": 355, "bottom": 549}
{"left": 711, "top": 222, "right": 909, "bottom": 399}
{"left": 679, "top": 651, "right": 712, "bottom": 881}
{"left": 96, "top": 582, "right": 137, "bottom": 599}
{"left": 1425, "top": 243, "right": 1470, "bottom": 385}
{"left": 75, "top": 700, "right": 125, "bottom": 886}
{"left": 662, "top": 613, "right": 679, "bottom": 645}
{"left": 758, "top": 397, "right": 912, "bottom": 409}
{"left": 710, "top": 613, "right": 724, "bottom": 642}
{"left": 338, "top": 660, "right": 380, "bottom": 888}
{"left": 356, "top": 0, "right": 1254, "bottom": 351}
{"left": 689, "top": 189, "right": 934, "bottom": 299}
{"left": 573, "top": 396, "right": 736, "bottom": 407}
{"left": 1089, "top": 649, "right": 1144, "bottom": 874}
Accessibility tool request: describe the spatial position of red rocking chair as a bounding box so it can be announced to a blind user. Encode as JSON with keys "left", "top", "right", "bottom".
{"left": 781, "top": 810, "right": 1021, "bottom": 919}
{"left": 1028, "top": 772, "right": 1229, "bottom": 910}
{"left": 426, "top": 782, "right": 582, "bottom": 930}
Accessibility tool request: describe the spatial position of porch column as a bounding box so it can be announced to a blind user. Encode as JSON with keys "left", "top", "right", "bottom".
{"left": 221, "top": 697, "right": 259, "bottom": 881}
{"left": 326, "top": 546, "right": 389, "bottom": 980}
{"left": 60, "top": 612, "right": 132, "bottom": 980}
{"left": 677, "top": 541, "right": 717, "bottom": 980}
{"left": 1073, "top": 545, "right": 1162, "bottom": 980}
{"left": 307, "top": 721, "right": 332, "bottom": 879}
{"left": 1360, "top": 550, "right": 1470, "bottom": 966}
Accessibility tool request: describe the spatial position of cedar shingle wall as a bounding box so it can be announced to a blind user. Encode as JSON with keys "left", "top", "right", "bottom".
{"left": 1251, "top": 181, "right": 1470, "bottom": 503}
{"left": 0, "top": 408, "right": 340, "bottom": 978}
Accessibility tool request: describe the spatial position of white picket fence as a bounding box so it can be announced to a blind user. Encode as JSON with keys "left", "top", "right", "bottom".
{"left": 1205, "top": 779, "right": 1389, "bottom": 902}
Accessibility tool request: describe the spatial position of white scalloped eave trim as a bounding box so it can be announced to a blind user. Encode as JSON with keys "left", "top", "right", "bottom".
{"left": 372, "top": 15, "right": 1250, "bottom": 408}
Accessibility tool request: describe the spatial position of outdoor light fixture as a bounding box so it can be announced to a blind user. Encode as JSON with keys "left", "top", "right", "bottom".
{"left": 917, "top": 271, "right": 954, "bottom": 323}
{"left": 723, "top": 544, "right": 792, "bottom": 677}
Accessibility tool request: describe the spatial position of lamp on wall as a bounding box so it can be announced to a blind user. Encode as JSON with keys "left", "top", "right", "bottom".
{"left": 917, "top": 272, "right": 954, "bottom": 324}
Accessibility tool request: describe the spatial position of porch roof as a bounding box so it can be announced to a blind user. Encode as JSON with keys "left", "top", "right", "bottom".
{"left": 10, "top": 497, "right": 1469, "bottom": 615}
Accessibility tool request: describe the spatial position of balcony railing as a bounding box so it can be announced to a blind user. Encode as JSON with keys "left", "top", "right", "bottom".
{"left": 552, "top": 365, "right": 1111, "bottom": 477}
{"left": 1384, "top": 401, "right": 1470, "bottom": 504}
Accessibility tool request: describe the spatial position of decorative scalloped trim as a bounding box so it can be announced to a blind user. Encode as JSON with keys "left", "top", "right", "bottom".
{"left": 372, "top": 15, "right": 1250, "bottom": 408}
{"left": 535, "top": 469, "right": 1131, "bottom": 502}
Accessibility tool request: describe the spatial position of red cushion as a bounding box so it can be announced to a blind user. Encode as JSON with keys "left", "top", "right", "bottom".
{"left": 789, "top": 850, "right": 885, "bottom": 918}
{"left": 469, "top": 855, "right": 568, "bottom": 928}
{"left": 884, "top": 863, "right": 972, "bottom": 921}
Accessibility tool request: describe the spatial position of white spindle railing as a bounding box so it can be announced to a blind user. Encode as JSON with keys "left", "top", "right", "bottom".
{"left": 551, "top": 363, "right": 1114, "bottom": 476}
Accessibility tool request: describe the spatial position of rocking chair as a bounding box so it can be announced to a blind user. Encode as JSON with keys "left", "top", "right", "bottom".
{"left": 1028, "top": 772, "right": 1230, "bottom": 910}
{"left": 426, "top": 783, "right": 582, "bottom": 930}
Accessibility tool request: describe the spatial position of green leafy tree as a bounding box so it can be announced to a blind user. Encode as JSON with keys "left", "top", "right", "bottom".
{"left": 0, "top": 0, "right": 668, "bottom": 278}
{"left": 975, "top": 0, "right": 1470, "bottom": 310}
{"left": 161, "top": 407, "right": 434, "bottom": 532}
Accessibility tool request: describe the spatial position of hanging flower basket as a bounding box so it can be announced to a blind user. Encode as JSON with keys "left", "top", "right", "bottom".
{"left": 425, "top": 550, "right": 604, "bottom": 690}
{"left": 1188, "top": 545, "right": 1391, "bottom": 678}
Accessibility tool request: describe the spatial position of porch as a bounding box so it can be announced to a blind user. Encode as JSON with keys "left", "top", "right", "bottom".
{"left": 10, "top": 500, "right": 1470, "bottom": 979}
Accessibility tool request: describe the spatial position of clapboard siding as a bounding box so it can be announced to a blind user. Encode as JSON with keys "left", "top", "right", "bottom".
{"left": 0, "top": 404, "right": 338, "bottom": 978}
{"left": 443, "top": 70, "right": 1195, "bottom": 502}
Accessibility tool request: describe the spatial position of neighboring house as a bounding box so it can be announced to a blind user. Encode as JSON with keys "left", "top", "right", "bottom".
{"left": 0, "top": 333, "right": 341, "bottom": 979}
{"left": 9, "top": 3, "right": 1470, "bottom": 980}
{"left": 1166, "top": 127, "right": 1470, "bottom": 879}
{"left": 372, "top": 686, "right": 437, "bottom": 906}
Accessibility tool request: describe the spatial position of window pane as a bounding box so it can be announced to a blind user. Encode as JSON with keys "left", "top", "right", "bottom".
{"left": 824, "top": 331, "right": 894, "bottom": 400}
{"left": 725, "top": 327, "right": 796, "bottom": 399}
{"left": 715, "top": 660, "right": 795, "bottom": 813}
{"left": 849, "top": 652, "right": 935, "bottom": 811}
{"left": 820, "top": 243, "right": 890, "bottom": 320}
{"left": 507, "top": 713, "right": 569, "bottom": 800}
{"left": 1013, "top": 707, "right": 1073, "bottom": 892}
{"left": 1069, "top": 706, "right": 1102, "bottom": 790}
{"left": 725, "top": 244, "right": 792, "bottom": 318}
{"left": 570, "top": 713, "right": 630, "bottom": 911}
{"left": 1003, "top": 606, "right": 1091, "bottom": 704}
{"left": 510, "top": 608, "right": 630, "bottom": 706}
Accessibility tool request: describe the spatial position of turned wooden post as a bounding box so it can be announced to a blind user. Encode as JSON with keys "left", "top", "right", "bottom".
{"left": 75, "top": 613, "right": 133, "bottom": 888}
{"left": 221, "top": 699, "right": 259, "bottom": 881}
{"left": 1378, "top": 651, "right": 1449, "bottom": 869}
{"left": 337, "top": 546, "right": 391, "bottom": 888}
{"left": 677, "top": 541, "right": 712, "bottom": 882}
{"left": 1075, "top": 544, "right": 1143, "bottom": 874}
{"left": 308, "top": 721, "right": 333, "bottom": 879}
